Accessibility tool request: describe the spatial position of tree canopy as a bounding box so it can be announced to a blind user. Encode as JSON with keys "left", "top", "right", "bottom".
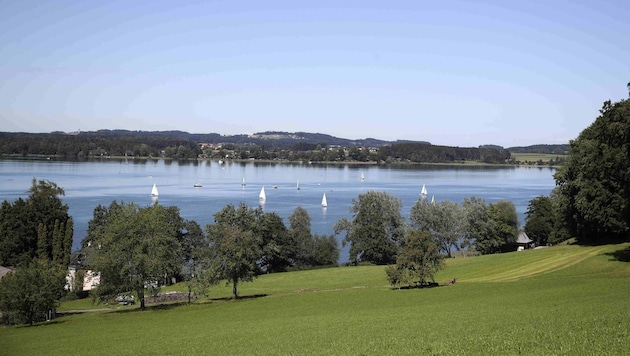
{"left": 410, "top": 199, "right": 465, "bottom": 257}
{"left": 0, "top": 179, "right": 72, "bottom": 325}
{"left": 0, "top": 179, "right": 72, "bottom": 267}
{"left": 554, "top": 87, "right": 630, "bottom": 243}
{"left": 86, "top": 202, "right": 184, "bottom": 309}
{"left": 206, "top": 204, "right": 262, "bottom": 299}
{"left": 334, "top": 191, "right": 404, "bottom": 264}
{"left": 524, "top": 196, "right": 556, "bottom": 246}
{"left": 386, "top": 229, "right": 444, "bottom": 288}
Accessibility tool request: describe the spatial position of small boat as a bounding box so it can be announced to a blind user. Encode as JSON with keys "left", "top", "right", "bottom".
{"left": 259, "top": 186, "right": 266, "bottom": 201}
{"left": 321, "top": 193, "right": 328, "bottom": 207}
{"left": 296, "top": 180, "right": 300, "bottom": 190}
{"left": 360, "top": 172, "right": 365, "bottom": 181}
{"left": 272, "top": 185, "right": 278, "bottom": 189}
{"left": 193, "top": 183, "right": 202, "bottom": 188}
{"left": 151, "top": 183, "right": 159, "bottom": 197}
{"left": 421, "top": 184, "right": 428, "bottom": 196}
{"left": 241, "top": 176, "right": 246, "bottom": 186}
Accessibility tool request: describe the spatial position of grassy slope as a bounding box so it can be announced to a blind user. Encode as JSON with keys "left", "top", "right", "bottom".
{"left": 2, "top": 243, "right": 629, "bottom": 355}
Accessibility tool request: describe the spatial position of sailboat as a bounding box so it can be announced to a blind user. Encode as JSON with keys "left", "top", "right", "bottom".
{"left": 296, "top": 180, "right": 300, "bottom": 190}
{"left": 360, "top": 172, "right": 365, "bottom": 181}
{"left": 259, "top": 186, "right": 266, "bottom": 201}
{"left": 321, "top": 193, "right": 328, "bottom": 207}
{"left": 241, "top": 176, "right": 246, "bottom": 186}
{"left": 151, "top": 183, "right": 159, "bottom": 197}
{"left": 431, "top": 195, "right": 435, "bottom": 204}
{"left": 420, "top": 184, "right": 428, "bottom": 196}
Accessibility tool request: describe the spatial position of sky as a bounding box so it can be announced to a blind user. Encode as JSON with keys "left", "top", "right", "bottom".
{"left": 0, "top": 0, "right": 629, "bottom": 147}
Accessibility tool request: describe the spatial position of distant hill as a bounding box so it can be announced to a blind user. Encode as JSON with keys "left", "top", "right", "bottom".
{"left": 78, "top": 130, "right": 427, "bottom": 148}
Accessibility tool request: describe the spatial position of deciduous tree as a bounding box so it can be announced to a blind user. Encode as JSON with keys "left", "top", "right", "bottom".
{"left": 87, "top": 202, "right": 183, "bottom": 309}
{"left": 386, "top": 229, "right": 443, "bottom": 288}
{"left": 256, "top": 211, "right": 294, "bottom": 273}
{"left": 0, "top": 260, "right": 66, "bottom": 325}
{"left": 334, "top": 191, "right": 404, "bottom": 265}
{"left": 206, "top": 204, "right": 262, "bottom": 299}
{"left": 410, "top": 199, "right": 465, "bottom": 257}
{"left": 554, "top": 86, "right": 630, "bottom": 243}
{"left": 524, "top": 196, "right": 555, "bottom": 245}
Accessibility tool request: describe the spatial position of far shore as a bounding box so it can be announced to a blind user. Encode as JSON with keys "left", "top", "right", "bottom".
{"left": 0, "top": 154, "right": 561, "bottom": 168}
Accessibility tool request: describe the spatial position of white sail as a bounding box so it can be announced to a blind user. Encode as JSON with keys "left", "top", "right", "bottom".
{"left": 421, "top": 184, "right": 428, "bottom": 196}
{"left": 297, "top": 180, "right": 300, "bottom": 190}
{"left": 241, "top": 176, "right": 246, "bottom": 186}
{"left": 431, "top": 195, "right": 435, "bottom": 204}
{"left": 151, "top": 183, "right": 159, "bottom": 197}
{"left": 321, "top": 193, "right": 328, "bottom": 207}
{"left": 360, "top": 172, "right": 365, "bottom": 181}
{"left": 259, "top": 186, "right": 266, "bottom": 201}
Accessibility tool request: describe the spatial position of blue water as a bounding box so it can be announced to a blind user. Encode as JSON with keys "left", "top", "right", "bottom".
{"left": 0, "top": 158, "right": 557, "bottom": 262}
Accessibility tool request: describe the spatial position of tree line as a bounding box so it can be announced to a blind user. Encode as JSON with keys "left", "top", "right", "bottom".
{"left": 0, "top": 180, "right": 73, "bottom": 325}
{"left": 0, "top": 131, "right": 511, "bottom": 164}
{"left": 82, "top": 201, "right": 339, "bottom": 308}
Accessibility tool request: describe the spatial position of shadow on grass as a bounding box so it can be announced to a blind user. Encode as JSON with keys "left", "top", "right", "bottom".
{"left": 107, "top": 294, "right": 269, "bottom": 314}
{"left": 606, "top": 247, "right": 630, "bottom": 262}
{"left": 11, "top": 319, "right": 65, "bottom": 328}
{"left": 111, "top": 301, "right": 191, "bottom": 314}
{"left": 209, "top": 294, "right": 268, "bottom": 302}
{"left": 391, "top": 283, "right": 441, "bottom": 290}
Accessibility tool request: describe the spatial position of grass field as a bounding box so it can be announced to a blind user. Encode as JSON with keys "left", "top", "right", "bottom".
{"left": 511, "top": 153, "right": 567, "bottom": 163}
{"left": 2, "top": 243, "right": 629, "bottom": 355}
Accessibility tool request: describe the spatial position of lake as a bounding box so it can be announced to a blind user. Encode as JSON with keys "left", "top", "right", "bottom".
{"left": 0, "top": 158, "right": 557, "bottom": 262}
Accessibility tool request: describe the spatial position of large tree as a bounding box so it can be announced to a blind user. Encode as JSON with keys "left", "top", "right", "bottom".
{"left": 554, "top": 86, "right": 630, "bottom": 243}
{"left": 0, "top": 260, "right": 66, "bottom": 325}
{"left": 206, "top": 204, "right": 262, "bottom": 299}
{"left": 489, "top": 200, "right": 519, "bottom": 248}
{"left": 410, "top": 199, "right": 465, "bottom": 257}
{"left": 524, "top": 196, "right": 556, "bottom": 246}
{"left": 0, "top": 179, "right": 72, "bottom": 267}
{"left": 256, "top": 211, "right": 294, "bottom": 273}
{"left": 385, "top": 229, "right": 443, "bottom": 288}
{"left": 334, "top": 191, "right": 404, "bottom": 265}
{"left": 86, "top": 202, "right": 183, "bottom": 309}
{"left": 179, "top": 220, "right": 209, "bottom": 304}
{"left": 288, "top": 207, "right": 339, "bottom": 268}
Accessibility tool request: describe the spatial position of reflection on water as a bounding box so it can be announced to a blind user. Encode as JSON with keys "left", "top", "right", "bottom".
{"left": 0, "top": 158, "right": 556, "bottom": 263}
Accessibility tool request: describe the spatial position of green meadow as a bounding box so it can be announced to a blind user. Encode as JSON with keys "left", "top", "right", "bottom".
{"left": 2, "top": 243, "right": 629, "bottom": 355}
{"left": 511, "top": 152, "right": 567, "bottom": 163}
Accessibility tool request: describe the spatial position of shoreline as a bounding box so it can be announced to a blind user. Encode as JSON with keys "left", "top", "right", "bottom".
{"left": 0, "top": 154, "right": 561, "bottom": 169}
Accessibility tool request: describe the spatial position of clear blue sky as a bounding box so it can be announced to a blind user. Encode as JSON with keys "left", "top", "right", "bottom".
{"left": 1, "top": 0, "right": 628, "bottom": 147}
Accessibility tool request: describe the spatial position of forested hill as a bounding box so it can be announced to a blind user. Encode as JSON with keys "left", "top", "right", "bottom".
{"left": 0, "top": 129, "right": 428, "bottom": 157}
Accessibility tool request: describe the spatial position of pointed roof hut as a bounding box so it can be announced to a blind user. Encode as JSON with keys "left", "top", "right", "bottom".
{"left": 516, "top": 231, "right": 533, "bottom": 251}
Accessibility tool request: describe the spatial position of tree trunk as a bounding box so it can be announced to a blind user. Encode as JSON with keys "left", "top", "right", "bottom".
{"left": 188, "top": 284, "right": 192, "bottom": 304}
{"left": 232, "top": 278, "right": 238, "bottom": 299}
{"left": 137, "top": 288, "right": 145, "bottom": 310}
